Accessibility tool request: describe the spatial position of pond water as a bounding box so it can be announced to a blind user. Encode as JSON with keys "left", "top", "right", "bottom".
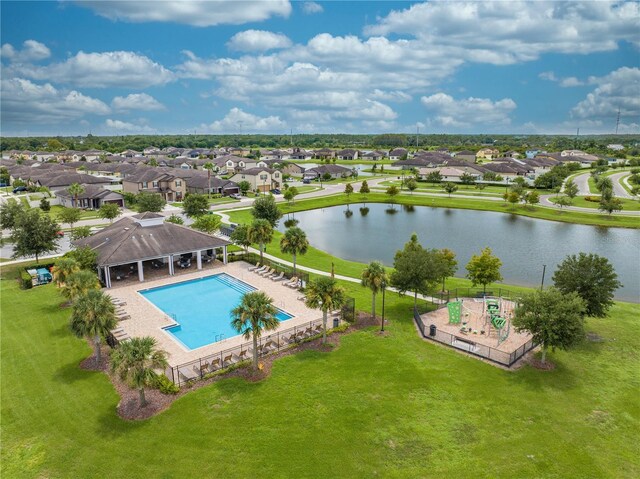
{"left": 278, "top": 204, "right": 640, "bottom": 302}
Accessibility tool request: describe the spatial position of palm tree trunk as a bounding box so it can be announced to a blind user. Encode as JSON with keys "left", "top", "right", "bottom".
{"left": 292, "top": 253, "right": 297, "bottom": 275}
{"left": 259, "top": 242, "right": 264, "bottom": 264}
{"left": 414, "top": 291, "right": 418, "bottom": 308}
{"left": 94, "top": 335, "right": 101, "bottom": 364}
{"left": 139, "top": 387, "right": 147, "bottom": 407}
{"left": 252, "top": 333, "right": 258, "bottom": 370}
{"left": 322, "top": 309, "right": 328, "bottom": 344}
{"left": 371, "top": 292, "right": 376, "bottom": 320}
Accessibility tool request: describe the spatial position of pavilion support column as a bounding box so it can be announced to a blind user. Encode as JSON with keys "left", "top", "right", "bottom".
{"left": 223, "top": 246, "right": 228, "bottom": 264}
{"left": 169, "top": 255, "right": 174, "bottom": 275}
{"left": 104, "top": 266, "right": 111, "bottom": 288}
{"left": 137, "top": 260, "right": 144, "bottom": 282}
{"left": 196, "top": 250, "right": 202, "bottom": 270}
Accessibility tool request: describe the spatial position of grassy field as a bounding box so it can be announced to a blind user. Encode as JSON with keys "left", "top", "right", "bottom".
{"left": 550, "top": 196, "right": 640, "bottom": 211}
{"left": 1, "top": 260, "right": 639, "bottom": 478}
{"left": 48, "top": 205, "right": 101, "bottom": 221}
{"left": 226, "top": 192, "right": 640, "bottom": 229}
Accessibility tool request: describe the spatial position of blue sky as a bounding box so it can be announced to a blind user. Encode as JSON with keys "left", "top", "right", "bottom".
{"left": 1, "top": 1, "right": 638, "bottom": 136}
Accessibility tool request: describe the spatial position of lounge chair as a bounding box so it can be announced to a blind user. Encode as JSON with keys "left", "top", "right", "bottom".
{"left": 254, "top": 264, "right": 268, "bottom": 274}
{"left": 287, "top": 279, "right": 302, "bottom": 289}
{"left": 222, "top": 354, "right": 234, "bottom": 366}
{"left": 284, "top": 276, "right": 298, "bottom": 287}
{"left": 237, "top": 350, "right": 249, "bottom": 361}
{"left": 247, "top": 262, "right": 261, "bottom": 272}
{"left": 266, "top": 269, "right": 280, "bottom": 279}
{"left": 210, "top": 358, "right": 221, "bottom": 370}
{"left": 117, "top": 314, "right": 131, "bottom": 321}
{"left": 270, "top": 272, "right": 285, "bottom": 282}
{"left": 260, "top": 267, "right": 275, "bottom": 277}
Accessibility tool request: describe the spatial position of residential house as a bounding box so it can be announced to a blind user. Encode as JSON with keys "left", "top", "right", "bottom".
{"left": 336, "top": 148, "right": 359, "bottom": 160}
{"left": 282, "top": 162, "right": 305, "bottom": 177}
{"left": 452, "top": 150, "right": 477, "bottom": 162}
{"left": 122, "top": 169, "right": 187, "bottom": 202}
{"left": 314, "top": 148, "right": 336, "bottom": 160}
{"left": 229, "top": 167, "right": 282, "bottom": 192}
{"left": 185, "top": 174, "right": 239, "bottom": 196}
{"left": 303, "top": 164, "right": 354, "bottom": 180}
{"left": 389, "top": 148, "right": 408, "bottom": 161}
{"left": 476, "top": 148, "right": 499, "bottom": 160}
{"left": 361, "top": 150, "right": 386, "bottom": 161}
{"left": 55, "top": 184, "right": 125, "bottom": 209}
{"left": 289, "top": 148, "right": 313, "bottom": 160}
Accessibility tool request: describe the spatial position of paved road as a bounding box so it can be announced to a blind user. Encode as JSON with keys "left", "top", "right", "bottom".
{"left": 608, "top": 172, "right": 633, "bottom": 199}
{"left": 570, "top": 172, "right": 592, "bottom": 196}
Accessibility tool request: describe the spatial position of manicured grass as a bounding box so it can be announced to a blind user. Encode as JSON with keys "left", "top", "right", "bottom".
{"left": 550, "top": 195, "right": 640, "bottom": 211}
{"left": 291, "top": 185, "right": 323, "bottom": 194}
{"left": 226, "top": 192, "right": 640, "bottom": 229}
{"left": 48, "top": 205, "right": 101, "bottom": 221}
{"left": 377, "top": 180, "right": 511, "bottom": 195}
{"left": 1, "top": 261, "right": 639, "bottom": 478}
{"left": 170, "top": 196, "right": 240, "bottom": 208}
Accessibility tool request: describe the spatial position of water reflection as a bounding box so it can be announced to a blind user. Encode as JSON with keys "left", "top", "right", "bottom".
{"left": 278, "top": 203, "right": 639, "bottom": 302}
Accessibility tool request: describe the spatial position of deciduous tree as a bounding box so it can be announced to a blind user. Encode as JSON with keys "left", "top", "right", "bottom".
{"left": 465, "top": 247, "right": 503, "bottom": 294}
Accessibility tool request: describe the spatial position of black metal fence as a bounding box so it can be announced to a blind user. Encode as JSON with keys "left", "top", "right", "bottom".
{"left": 413, "top": 307, "right": 535, "bottom": 368}
{"left": 169, "top": 315, "right": 341, "bottom": 386}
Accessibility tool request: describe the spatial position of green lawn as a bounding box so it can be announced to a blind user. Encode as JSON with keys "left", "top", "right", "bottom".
{"left": 1, "top": 261, "right": 639, "bottom": 478}
{"left": 48, "top": 205, "right": 101, "bottom": 221}
{"left": 550, "top": 196, "right": 640, "bottom": 211}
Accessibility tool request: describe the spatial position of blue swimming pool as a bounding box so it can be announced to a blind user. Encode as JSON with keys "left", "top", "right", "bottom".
{"left": 140, "top": 273, "right": 294, "bottom": 350}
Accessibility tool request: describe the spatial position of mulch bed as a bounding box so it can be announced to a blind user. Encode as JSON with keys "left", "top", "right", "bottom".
{"left": 82, "top": 312, "right": 383, "bottom": 421}
{"left": 527, "top": 356, "right": 557, "bottom": 371}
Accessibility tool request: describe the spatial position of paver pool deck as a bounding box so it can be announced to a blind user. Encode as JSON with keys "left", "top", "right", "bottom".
{"left": 107, "top": 261, "right": 320, "bottom": 366}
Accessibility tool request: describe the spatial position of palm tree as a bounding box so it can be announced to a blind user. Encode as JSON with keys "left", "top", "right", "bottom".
{"left": 51, "top": 257, "right": 80, "bottom": 287}
{"left": 203, "top": 162, "right": 215, "bottom": 196}
{"left": 248, "top": 218, "right": 273, "bottom": 264}
{"left": 70, "top": 289, "right": 117, "bottom": 364}
{"left": 67, "top": 183, "right": 85, "bottom": 208}
{"left": 231, "top": 291, "right": 279, "bottom": 370}
{"left": 62, "top": 270, "right": 100, "bottom": 304}
{"left": 110, "top": 337, "right": 169, "bottom": 408}
{"left": 304, "top": 277, "right": 346, "bottom": 344}
{"left": 279, "top": 226, "right": 309, "bottom": 275}
{"left": 361, "top": 261, "right": 388, "bottom": 326}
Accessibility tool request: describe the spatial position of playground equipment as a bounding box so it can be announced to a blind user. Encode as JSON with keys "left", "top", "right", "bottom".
{"left": 448, "top": 296, "right": 513, "bottom": 346}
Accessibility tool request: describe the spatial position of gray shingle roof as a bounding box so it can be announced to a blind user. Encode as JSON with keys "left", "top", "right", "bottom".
{"left": 73, "top": 216, "right": 230, "bottom": 266}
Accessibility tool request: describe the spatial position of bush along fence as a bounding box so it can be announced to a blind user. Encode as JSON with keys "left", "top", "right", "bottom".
{"left": 412, "top": 307, "right": 536, "bottom": 368}
{"left": 227, "top": 251, "right": 310, "bottom": 287}
{"left": 168, "top": 296, "right": 356, "bottom": 386}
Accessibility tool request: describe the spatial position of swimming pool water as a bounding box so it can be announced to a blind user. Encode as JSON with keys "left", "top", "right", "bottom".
{"left": 140, "top": 273, "right": 294, "bottom": 350}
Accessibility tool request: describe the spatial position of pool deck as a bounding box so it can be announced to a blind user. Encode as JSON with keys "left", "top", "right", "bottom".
{"left": 106, "top": 261, "right": 321, "bottom": 367}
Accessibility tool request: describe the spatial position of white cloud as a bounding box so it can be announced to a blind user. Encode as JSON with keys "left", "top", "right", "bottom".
{"left": 10, "top": 51, "right": 174, "bottom": 88}
{"left": 571, "top": 67, "right": 640, "bottom": 120}
{"left": 105, "top": 119, "right": 156, "bottom": 133}
{"left": 200, "top": 107, "right": 286, "bottom": 133}
{"left": 302, "top": 2, "right": 323, "bottom": 14}
{"left": 559, "top": 77, "right": 584, "bottom": 87}
{"left": 370, "top": 89, "right": 412, "bottom": 102}
{"left": 75, "top": 0, "right": 291, "bottom": 27}
{"left": 365, "top": 1, "right": 640, "bottom": 63}
{"left": 112, "top": 93, "right": 165, "bottom": 111}
{"left": 538, "top": 71, "right": 558, "bottom": 82}
{"left": 227, "top": 30, "right": 292, "bottom": 52}
{"left": 421, "top": 93, "right": 517, "bottom": 127}
{"left": 1, "top": 40, "right": 50, "bottom": 62}
{"left": 1, "top": 78, "right": 110, "bottom": 125}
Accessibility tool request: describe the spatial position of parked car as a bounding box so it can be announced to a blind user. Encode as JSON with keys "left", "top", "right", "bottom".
{"left": 229, "top": 193, "right": 242, "bottom": 199}
{"left": 12, "top": 186, "right": 27, "bottom": 194}
{"left": 270, "top": 188, "right": 281, "bottom": 195}
{"left": 302, "top": 178, "right": 311, "bottom": 184}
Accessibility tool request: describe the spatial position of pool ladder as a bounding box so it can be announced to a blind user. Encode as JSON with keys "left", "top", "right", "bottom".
{"left": 214, "top": 333, "right": 225, "bottom": 342}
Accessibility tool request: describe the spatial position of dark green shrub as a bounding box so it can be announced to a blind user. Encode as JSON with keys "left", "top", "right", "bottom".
{"left": 20, "top": 270, "right": 33, "bottom": 289}
{"left": 153, "top": 374, "right": 179, "bottom": 394}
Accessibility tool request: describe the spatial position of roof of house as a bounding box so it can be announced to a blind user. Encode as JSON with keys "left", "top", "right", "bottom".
{"left": 54, "top": 184, "right": 123, "bottom": 200}
{"left": 73, "top": 215, "right": 230, "bottom": 267}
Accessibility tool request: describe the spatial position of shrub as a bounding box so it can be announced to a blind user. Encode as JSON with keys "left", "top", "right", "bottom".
{"left": 20, "top": 270, "right": 33, "bottom": 289}
{"left": 153, "top": 374, "right": 179, "bottom": 394}
{"left": 584, "top": 196, "right": 601, "bottom": 203}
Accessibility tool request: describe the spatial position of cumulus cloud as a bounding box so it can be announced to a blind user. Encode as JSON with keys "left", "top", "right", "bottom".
{"left": 200, "top": 107, "right": 286, "bottom": 133}
{"left": 105, "top": 119, "right": 156, "bottom": 133}
{"left": 111, "top": 93, "right": 165, "bottom": 111}
{"left": 366, "top": 1, "right": 640, "bottom": 63}
{"left": 0, "top": 40, "right": 50, "bottom": 62}
{"left": 1, "top": 78, "right": 110, "bottom": 125}
{"left": 421, "top": 93, "right": 517, "bottom": 127}
{"left": 9, "top": 51, "right": 174, "bottom": 88}
{"left": 75, "top": 0, "right": 291, "bottom": 27}
{"left": 302, "top": 2, "right": 323, "bottom": 14}
{"left": 227, "top": 30, "right": 292, "bottom": 52}
{"left": 539, "top": 71, "right": 585, "bottom": 87}
{"left": 571, "top": 67, "right": 640, "bottom": 120}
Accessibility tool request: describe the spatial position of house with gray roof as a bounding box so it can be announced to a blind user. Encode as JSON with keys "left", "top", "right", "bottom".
{"left": 54, "top": 184, "right": 124, "bottom": 209}
{"left": 74, "top": 213, "right": 231, "bottom": 287}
